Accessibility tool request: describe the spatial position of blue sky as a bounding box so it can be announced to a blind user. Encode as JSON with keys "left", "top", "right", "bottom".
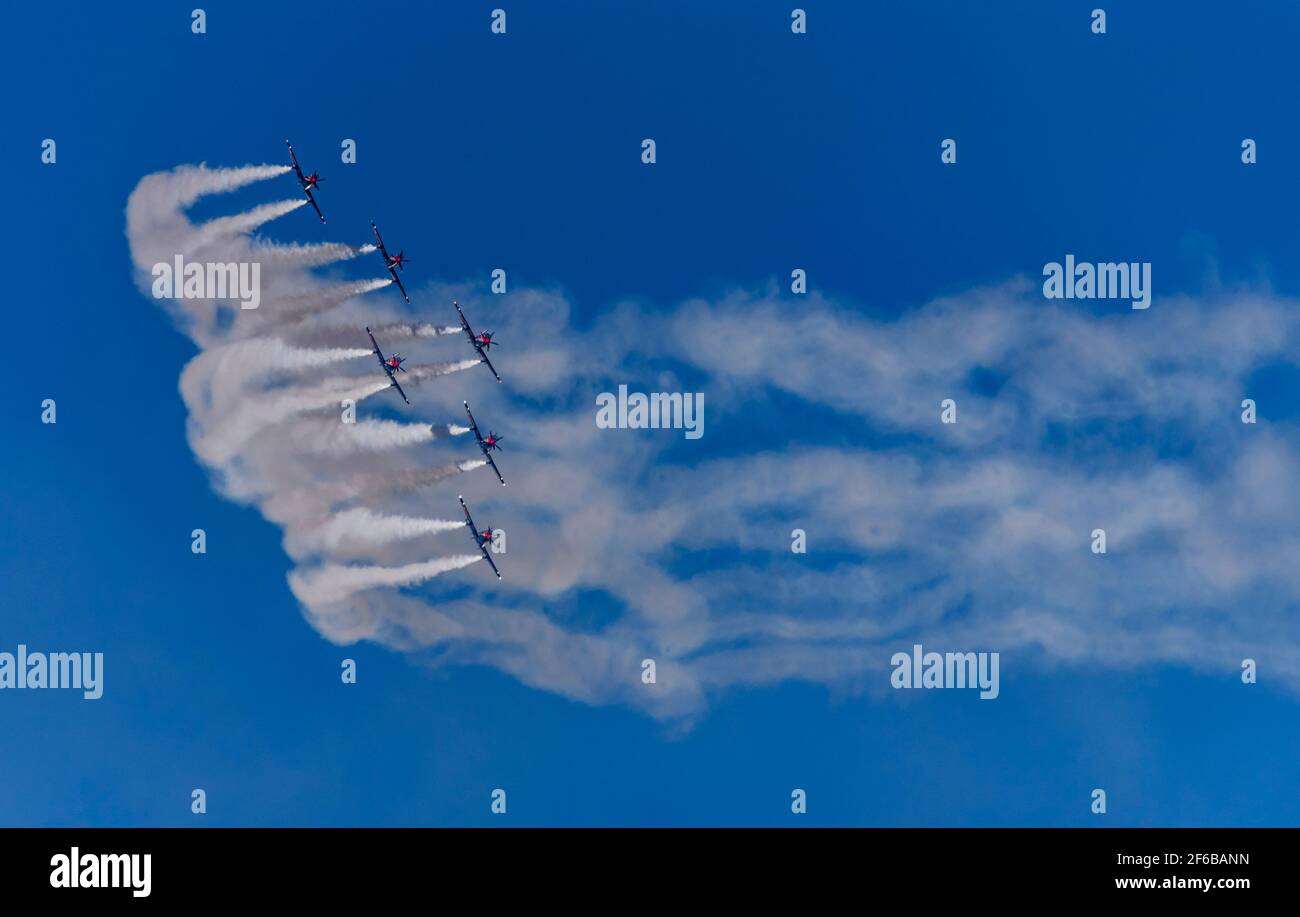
{"left": 3, "top": 1, "right": 1300, "bottom": 826}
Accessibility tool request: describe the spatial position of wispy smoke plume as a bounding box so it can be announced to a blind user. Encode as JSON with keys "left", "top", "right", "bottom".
{"left": 128, "top": 161, "right": 1300, "bottom": 727}
{"left": 267, "top": 278, "right": 393, "bottom": 324}
{"left": 405, "top": 359, "right": 483, "bottom": 383}
{"left": 131, "top": 164, "right": 290, "bottom": 216}
{"left": 294, "top": 418, "right": 442, "bottom": 455}
{"left": 286, "top": 321, "right": 461, "bottom": 349}
{"left": 346, "top": 461, "right": 473, "bottom": 497}
{"left": 200, "top": 338, "right": 372, "bottom": 382}
{"left": 289, "top": 554, "right": 482, "bottom": 607}
{"left": 188, "top": 374, "right": 394, "bottom": 467}
{"left": 292, "top": 507, "right": 464, "bottom": 553}
{"left": 126, "top": 164, "right": 489, "bottom": 598}
{"left": 253, "top": 241, "right": 377, "bottom": 268}
{"left": 188, "top": 199, "right": 307, "bottom": 254}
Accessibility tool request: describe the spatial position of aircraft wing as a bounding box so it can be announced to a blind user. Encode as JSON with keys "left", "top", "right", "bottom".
{"left": 454, "top": 300, "right": 474, "bottom": 338}
{"left": 367, "top": 327, "right": 386, "bottom": 364}
{"left": 459, "top": 495, "right": 477, "bottom": 531}
{"left": 285, "top": 140, "right": 306, "bottom": 182}
{"left": 390, "top": 377, "right": 410, "bottom": 405}
{"left": 480, "top": 545, "right": 501, "bottom": 578}
{"left": 483, "top": 451, "right": 505, "bottom": 486}
{"left": 463, "top": 402, "right": 482, "bottom": 440}
{"left": 389, "top": 268, "right": 410, "bottom": 304}
{"left": 370, "top": 222, "right": 389, "bottom": 260}
{"left": 304, "top": 187, "right": 326, "bottom": 224}
{"left": 478, "top": 349, "right": 503, "bottom": 384}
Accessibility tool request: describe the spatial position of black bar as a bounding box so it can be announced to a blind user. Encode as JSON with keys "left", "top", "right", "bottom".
{"left": 0, "top": 827, "right": 1278, "bottom": 902}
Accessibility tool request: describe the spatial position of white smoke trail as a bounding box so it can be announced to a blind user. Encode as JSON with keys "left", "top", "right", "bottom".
{"left": 253, "top": 241, "right": 377, "bottom": 268}
{"left": 191, "top": 375, "right": 393, "bottom": 467}
{"left": 458, "top": 458, "right": 488, "bottom": 472}
{"left": 133, "top": 164, "right": 291, "bottom": 216}
{"left": 361, "top": 321, "right": 462, "bottom": 340}
{"left": 126, "top": 161, "right": 507, "bottom": 682}
{"left": 201, "top": 339, "right": 372, "bottom": 382}
{"left": 187, "top": 199, "right": 307, "bottom": 253}
{"left": 289, "top": 554, "right": 482, "bottom": 607}
{"left": 267, "top": 278, "right": 393, "bottom": 324}
{"left": 295, "top": 418, "right": 440, "bottom": 455}
{"left": 428, "top": 423, "right": 469, "bottom": 439}
{"left": 405, "top": 358, "right": 483, "bottom": 384}
{"left": 407, "top": 323, "right": 462, "bottom": 337}
{"left": 347, "top": 461, "right": 469, "bottom": 497}
{"left": 286, "top": 321, "right": 460, "bottom": 349}
{"left": 294, "top": 507, "right": 465, "bottom": 553}
{"left": 126, "top": 165, "right": 293, "bottom": 279}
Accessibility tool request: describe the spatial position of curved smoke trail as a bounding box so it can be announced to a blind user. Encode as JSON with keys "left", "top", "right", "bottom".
{"left": 188, "top": 199, "right": 307, "bottom": 254}
{"left": 125, "top": 163, "right": 530, "bottom": 704}
{"left": 187, "top": 374, "right": 394, "bottom": 467}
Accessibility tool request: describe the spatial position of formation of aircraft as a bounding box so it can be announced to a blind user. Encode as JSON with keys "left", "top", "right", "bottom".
{"left": 285, "top": 139, "right": 326, "bottom": 224}
{"left": 463, "top": 401, "right": 505, "bottom": 486}
{"left": 370, "top": 221, "right": 411, "bottom": 303}
{"left": 366, "top": 327, "right": 410, "bottom": 405}
{"left": 287, "top": 140, "right": 508, "bottom": 580}
{"left": 459, "top": 496, "right": 502, "bottom": 579}
{"left": 453, "top": 300, "right": 502, "bottom": 384}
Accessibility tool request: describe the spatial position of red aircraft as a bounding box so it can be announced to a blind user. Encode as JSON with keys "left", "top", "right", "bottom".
{"left": 458, "top": 496, "right": 502, "bottom": 579}
{"left": 371, "top": 221, "right": 410, "bottom": 303}
{"left": 365, "top": 327, "right": 410, "bottom": 405}
{"left": 285, "top": 139, "right": 326, "bottom": 223}
{"left": 453, "top": 300, "right": 502, "bottom": 383}
{"left": 463, "top": 401, "right": 505, "bottom": 485}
